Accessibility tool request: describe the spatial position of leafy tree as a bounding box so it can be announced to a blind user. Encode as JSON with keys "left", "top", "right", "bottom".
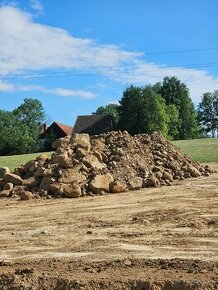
{"left": 160, "top": 76, "right": 199, "bottom": 139}
{"left": 95, "top": 103, "right": 120, "bottom": 129}
{"left": 166, "top": 104, "right": 180, "bottom": 140}
{"left": 198, "top": 90, "right": 218, "bottom": 137}
{"left": 119, "top": 85, "right": 169, "bottom": 136}
{"left": 0, "top": 110, "right": 32, "bottom": 155}
{"left": 13, "top": 98, "right": 45, "bottom": 152}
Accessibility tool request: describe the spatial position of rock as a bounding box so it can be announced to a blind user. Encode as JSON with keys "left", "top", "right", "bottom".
{"left": 59, "top": 168, "right": 86, "bottom": 184}
{"left": 76, "top": 148, "right": 87, "bottom": 158}
{"left": 49, "top": 183, "right": 61, "bottom": 194}
{"left": 51, "top": 153, "right": 73, "bottom": 168}
{"left": 3, "top": 173, "right": 23, "bottom": 186}
{"left": 188, "top": 165, "right": 201, "bottom": 177}
{"left": 89, "top": 173, "right": 114, "bottom": 194}
{"left": 52, "top": 136, "right": 70, "bottom": 149}
{"left": 36, "top": 154, "right": 48, "bottom": 162}
{"left": 162, "top": 171, "right": 174, "bottom": 182}
{"left": 145, "top": 176, "right": 160, "bottom": 187}
{"left": 0, "top": 190, "right": 10, "bottom": 197}
{"left": 82, "top": 155, "right": 105, "bottom": 170}
{"left": 92, "top": 151, "right": 102, "bottom": 162}
{"left": 129, "top": 177, "right": 143, "bottom": 190}
{"left": 61, "top": 183, "right": 81, "bottom": 198}
{"left": 40, "top": 177, "right": 55, "bottom": 191}
{"left": 3, "top": 183, "right": 13, "bottom": 190}
{"left": 110, "top": 181, "right": 127, "bottom": 193}
{"left": 72, "top": 134, "right": 91, "bottom": 151}
{"left": 23, "top": 177, "right": 40, "bottom": 188}
{"left": 20, "top": 191, "right": 33, "bottom": 200}
{"left": 0, "top": 167, "right": 10, "bottom": 178}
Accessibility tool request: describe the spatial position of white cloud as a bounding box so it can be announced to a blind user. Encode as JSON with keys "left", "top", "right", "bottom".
{"left": 0, "top": 81, "right": 96, "bottom": 99}
{"left": 29, "top": 0, "right": 44, "bottom": 14}
{"left": 0, "top": 80, "right": 14, "bottom": 92}
{"left": 0, "top": 5, "right": 218, "bottom": 104}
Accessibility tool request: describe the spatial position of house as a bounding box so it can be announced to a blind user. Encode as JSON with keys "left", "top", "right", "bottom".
{"left": 73, "top": 115, "right": 113, "bottom": 135}
{"left": 39, "top": 122, "right": 73, "bottom": 150}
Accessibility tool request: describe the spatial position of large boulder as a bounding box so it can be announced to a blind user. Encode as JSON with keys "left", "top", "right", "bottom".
{"left": 3, "top": 173, "right": 23, "bottom": 186}
{"left": 129, "top": 177, "right": 143, "bottom": 190}
{"left": 89, "top": 173, "right": 114, "bottom": 194}
{"left": 61, "top": 183, "right": 81, "bottom": 198}
{"left": 72, "top": 134, "right": 91, "bottom": 151}
{"left": 58, "top": 168, "right": 86, "bottom": 184}
{"left": 51, "top": 153, "right": 73, "bottom": 168}
{"left": 82, "top": 155, "right": 105, "bottom": 170}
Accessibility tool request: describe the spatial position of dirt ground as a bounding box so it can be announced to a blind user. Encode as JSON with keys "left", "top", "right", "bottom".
{"left": 0, "top": 164, "right": 217, "bottom": 289}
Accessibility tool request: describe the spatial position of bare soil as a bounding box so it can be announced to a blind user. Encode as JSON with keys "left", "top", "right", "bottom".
{"left": 0, "top": 164, "right": 217, "bottom": 289}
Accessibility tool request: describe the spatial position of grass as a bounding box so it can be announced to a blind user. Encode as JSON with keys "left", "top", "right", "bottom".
{"left": 173, "top": 138, "right": 218, "bottom": 163}
{"left": 0, "top": 152, "right": 52, "bottom": 172}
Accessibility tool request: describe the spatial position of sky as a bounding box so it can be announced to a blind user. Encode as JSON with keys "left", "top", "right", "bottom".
{"left": 0, "top": 0, "right": 218, "bottom": 126}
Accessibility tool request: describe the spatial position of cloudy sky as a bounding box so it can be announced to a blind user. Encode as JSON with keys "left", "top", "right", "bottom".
{"left": 0, "top": 0, "right": 218, "bottom": 125}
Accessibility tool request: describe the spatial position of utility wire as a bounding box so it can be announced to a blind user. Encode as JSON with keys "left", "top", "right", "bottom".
{"left": 3, "top": 62, "right": 218, "bottom": 80}
{"left": 1, "top": 47, "right": 218, "bottom": 63}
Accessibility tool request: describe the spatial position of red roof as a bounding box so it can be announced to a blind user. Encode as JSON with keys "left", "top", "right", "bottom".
{"left": 55, "top": 122, "right": 73, "bottom": 135}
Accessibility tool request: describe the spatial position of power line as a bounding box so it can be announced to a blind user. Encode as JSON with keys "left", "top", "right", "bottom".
{"left": 1, "top": 47, "right": 218, "bottom": 63}
{"left": 2, "top": 61, "right": 218, "bottom": 80}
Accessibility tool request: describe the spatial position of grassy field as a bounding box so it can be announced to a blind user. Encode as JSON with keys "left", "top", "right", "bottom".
{"left": 0, "top": 138, "right": 217, "bottom": 172}
{"left": 0, "top": 152, "right": 52, "bottom": 172}
{"left": 173, "top": 138, "right": 218, "bottom": 163}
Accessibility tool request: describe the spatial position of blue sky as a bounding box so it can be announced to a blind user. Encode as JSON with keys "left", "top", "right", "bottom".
{"left": 0, "top": 0, "right": 218, "bottom": 126}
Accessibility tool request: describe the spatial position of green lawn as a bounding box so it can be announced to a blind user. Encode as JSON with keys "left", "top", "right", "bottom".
{"left": 0, "top": 152, "right": 52, "bottom": 172}
{"left": 173, "top": 138, "right": 218, "bottom": 163}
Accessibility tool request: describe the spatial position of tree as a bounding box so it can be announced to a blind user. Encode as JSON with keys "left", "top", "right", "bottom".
{"left": 95, "top": 103, "right": 120, "bottom": 129}
{"left": 198, "top": 90, "right": 218, "bottom": 137}
{"left": 13, "top": 98, "right": 45, "bottom": 152}
{"left": 118, "top": 85, "right": 169, "bottom": 136}
{"left": 160, "top": 76, "right": 199, "bottom": 139}
{"left": 0, "top": 110, "right": 32, "bottom": 155}
{"left": 166, "top": 104, "right": 180, "bottom": 140}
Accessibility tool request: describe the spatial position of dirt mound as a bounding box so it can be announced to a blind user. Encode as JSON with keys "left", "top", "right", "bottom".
{"left": 0, "top": 131, "right": 211, "bottom": 200}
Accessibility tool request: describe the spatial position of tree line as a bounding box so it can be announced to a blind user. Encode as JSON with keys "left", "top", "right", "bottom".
{"left": 95, "top": 76, "right": 218, "bottom": 139}
{"left": 0, "top": 76, "right": 217, "bottom": 156}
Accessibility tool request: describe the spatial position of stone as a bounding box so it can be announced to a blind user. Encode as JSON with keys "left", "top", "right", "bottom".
{"left": 51, "top": 153, "right": 73, "bottom": 168}
{"left": 36, "top": 154, "right": 48, "bottom": 162}
{"left": 40, "top": 177, "right": 55, "bottom": 191}
{"left": 188, "top": 165, "right": 201, "bottom": 177}
{"left": 3, "top": 173, "right": 23, "bottom": 186}
{"left": 49, "top": 183, "right": 61, "bottom": 194}
{"left": 0, "top": 167, "right": 10, "bottom": 178}
{"left": 92, "top": 151, "right": 102, "bottom": 162}
{"left": 82, "top": 155, "right": 105, "bottom": 170}
{"left": 59, "top": 168, "right": 86, "bottom": 184}
{"left": 0, "top": 190, "right": 10, "bottom": 197}
{"left": 3, "top": 183, "right": 13, "bottom": 191}
{"left": 145, "top": 176, "right": 160, "bottom": 187}
{"left": 110, "top": 181, "right": 126, "bottom": 193}
{"left": 52, "top": 136, "right": 70, "bottom": 149}
{"left": 20, "top": 191, "right": 33, "bottom": 200}
{"left": 162, "top": 171, "right": 174, "bottom": 182}
{"left": 61, "top": 183, "right": 81, "bottom": 198}
{"left": 23, "top": 177, "right": 40, "bottom": 188}
{"left": 89, "top": 173, "right": 114, "bottom": 194}
{"left": 129, "top": 177, "right": 143, "bottom": 190}
{"left": 72, "top": 133, "right": 91, "bottom": 151}
{"left": 76, "top": 148, "right": 87, "bottom": 158}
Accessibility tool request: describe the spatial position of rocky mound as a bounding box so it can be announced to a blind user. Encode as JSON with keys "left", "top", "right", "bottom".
{"left": 0, "top": 131, "right": 211, "bottom": 200}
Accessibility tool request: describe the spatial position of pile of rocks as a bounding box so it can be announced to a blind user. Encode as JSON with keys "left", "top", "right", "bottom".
{"left": 0, "top": 131, "right": 211, "bottom": 200}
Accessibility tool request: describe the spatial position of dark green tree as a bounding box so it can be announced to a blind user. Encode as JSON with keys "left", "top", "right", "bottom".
{"left": 95, "top": 103, "right": 120, "bottom": 129}
{"left": 13, "top": 98, "right": 45, "bottom": 152}
{"left": 160, "top": 76, "right": 199, "bottom": 139}
{"left": 0, "top": 110, "right": 32, "bottom": 155}
{"left": 198, "top": 90, "right": 218, "bottom": 137}
{"left": 43, "top": 129, "right": 57, "bottom": 151}
{"left": 118, "top": 85, "right": 169, "bottom": 136}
